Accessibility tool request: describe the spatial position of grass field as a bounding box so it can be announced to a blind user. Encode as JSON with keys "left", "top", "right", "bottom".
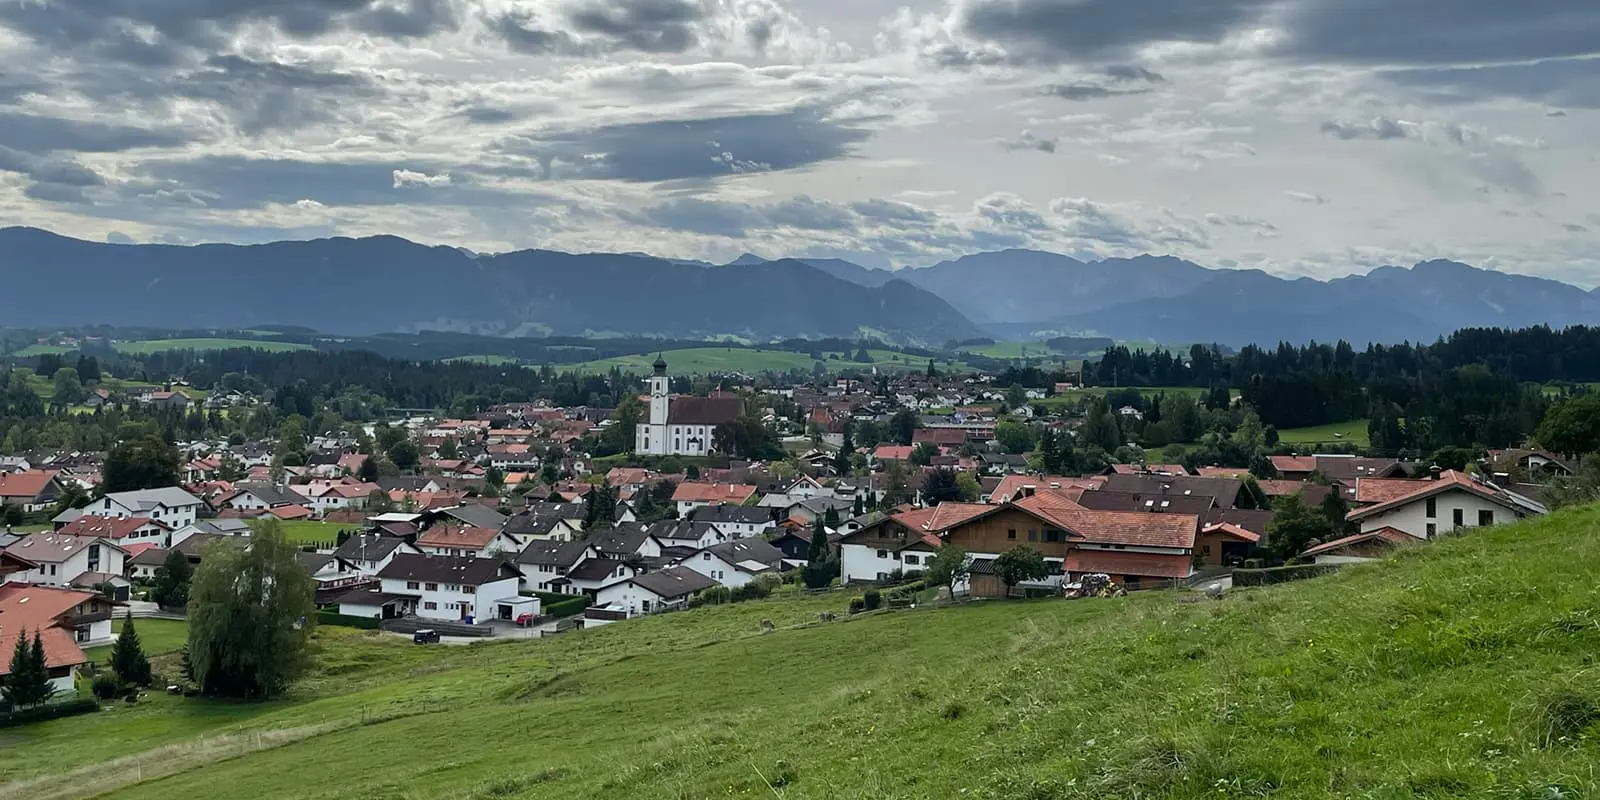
{"left": 562, "top": 347, "right": 963, "bottom": 375}
{"left": 112, "top": 338, "right": 314, "bottom": 355}
{"left": 274, "top": 520, "right": 348, "bottom": 546}
{"left": 1278, "top": 418, "right": 1370, "bottom": 448}
{"left": 8, "top": 343, "right": 74, "bottom": 357}
{"left": 1032, "top": 386, "right": 1219, "bottom": 409}
{"left": 443, "top": 354, "right": 519, "bottom": 365}
{"left": 5, "top": 510, "right": 1600, "bottom": 798}
{"left": 83, "top": 619, "right": 190, "bottom": 665}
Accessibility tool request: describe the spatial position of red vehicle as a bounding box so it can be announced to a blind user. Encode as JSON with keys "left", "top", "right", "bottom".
{"left": 514, "top": 613, "right": 537, "bottom": 628}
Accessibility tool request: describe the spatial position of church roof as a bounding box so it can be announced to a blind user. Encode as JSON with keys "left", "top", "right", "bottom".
{"left": 667, "top": 396, "right": 744, "bottom": 426}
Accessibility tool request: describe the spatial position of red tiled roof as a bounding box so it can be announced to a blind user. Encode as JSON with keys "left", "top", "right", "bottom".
{"left": 1015, "top": 492, "right": 1198, "bottom": 549}
{"left": 1270, "top": 455, "right": 1317, "bottom": 474}
{"left": 666, "top": 395, "right": 744, "bottom": 426}
{"left": 1200, "top": 521, "right": 1260, "bottom": 543}
{"left": 892, "top": 502, "right": 993, "bottom": 533}
{"left": 0, "top": 627, "right": 86, "bottom": 675}
{"left": 1352, "top": 477, "right": 1428, "bottom": 505}
{"left": 1065, "top": 550, "right": 1192, "bottom": 579}
{"left": 671, "top": 482, "right": 757, "bottom": 504}
{"left": 416, "top": 525, "right": 502, "bottom": 549}
{"left": 872, "top": 445, "right": 915, "bottom": 461}
{"left": 57, "top": 515, "right": 170, "bottom": 538}
{"left": 121, "top": 542, "right": 161, "bottom": 559}
{"left": 1346, "top": 470, "right": 1543, "bottom": 521}
{"left": 0, "top": 470, "right": 57, "bottom": 499}
{"left": 912, "top": 428, "right": 967, "bottom": 446}
{"left": 268, "top": 504, "right": 314, "bottom": 520}
{"left": 1256, "top": 480, "right": 1306, "bottom": 497}
{"left": 1111, "top": 463, "right": 1187, "bottom": 475}
{"left": 988, "top": 474, "right": 1102, "bottom": 504}
{"left": 0, "top": 583, "right": 101, "bottom": 671}
{"left": 606, "top": 467, "right": 654, "bottom": 487}
{"left": 1301, "top": 526, "right": 1417, "bottom": 557}
{"left": 1194, "top": 467, "right": 1249, "bottom": 478}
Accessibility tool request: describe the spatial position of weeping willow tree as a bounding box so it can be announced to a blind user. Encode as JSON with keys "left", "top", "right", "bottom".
{"left": 186, "top": 518, "right": 316, "bottom": 699}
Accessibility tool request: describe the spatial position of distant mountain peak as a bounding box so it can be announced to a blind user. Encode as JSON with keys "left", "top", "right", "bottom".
{"left": 726, "top": 253, "right": 768, "bottom": 266}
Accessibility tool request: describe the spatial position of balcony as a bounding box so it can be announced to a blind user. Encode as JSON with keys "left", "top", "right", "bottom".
{"left": 66, "top": 610, "right": 112, "bottom": 627}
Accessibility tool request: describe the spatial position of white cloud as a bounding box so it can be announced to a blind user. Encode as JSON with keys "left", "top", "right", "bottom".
{"left": 392, "top": 169, "right": 453, "bottom": 188}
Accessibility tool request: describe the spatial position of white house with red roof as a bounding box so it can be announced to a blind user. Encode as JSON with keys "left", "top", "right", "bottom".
{"left": 5, "top": 532, "right": 128, "bottom": 593}
{"left": 0, "top": 584, "right": 107, "bottom": 695}
{"left": 1344, "top": 470, "right": 1546, "bottom": 540}
{"left": 56, "top": 515, "right": 172, "bottom": 548}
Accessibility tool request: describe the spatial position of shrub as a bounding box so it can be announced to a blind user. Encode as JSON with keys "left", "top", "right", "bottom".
{"left": 689, "top": 586, "right": 732, "bottom": 608}
{"left": 730, "top": 581, "right": 772, "bottom": 603}
{"left": 91, "top": 672, "right": 121, "bottom": 700}
{"left": 314, "top": 611, "right": 382, "bottom": 630}
{"left": 1242, "top": 558, "right": 1264, "bottom": 569}
{"left": 863, "top": 589, "right": 882, "bottom": 610}
{"left": 848, "top": 597, "right": 865, "bottom": 614}
{"left": 532, "top": 591, "right": 589, "bottom": 619}
{"left": 0, "top": 698, "right": 99, "bottom": 728}
{"left": 1231, "top": 563, "right": 1340, "bottom": 587}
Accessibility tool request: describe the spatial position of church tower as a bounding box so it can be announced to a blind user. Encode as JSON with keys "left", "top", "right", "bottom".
{"left": 648, "top": 354, "right": 670, "bottom": 426}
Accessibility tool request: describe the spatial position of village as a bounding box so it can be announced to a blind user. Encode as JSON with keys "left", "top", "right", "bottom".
{"left": 0, "top": 352, "right": 1562, "bottom": 702}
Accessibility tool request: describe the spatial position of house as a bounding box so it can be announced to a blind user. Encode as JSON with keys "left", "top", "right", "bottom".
{"left": 300, "top": 481, "right": 381, "bottom": 514}
{"left": 987, "top": 474, "right": 1102, "bottom": 505}
{"left": 0, "top": 582, "right": 115, "bottom": 647}
{"left": 61, "top": 487, "right": 204, "bottom": 530}
{"left": 1194, "top": 522, "right": 1260, "bottom": 567}
{"left": 1073, "top": 488, "right": 1214, "bottom": 518}
{"left": 5, "top": 532, "right": 127, "bottom": 589}
{"left": 0, "top": 584, "right": 102, "bottom": 695}
{"left": 683, "top": 539, "right": 785, "bottom": 588}
{"left": 1271, "top": 454, "right": 1405, "bottom": 483}
{"left": 1099, "top": 473, "right": 1242, "bottom": 509}
{"left": 356, "top": 554, "right": 523, "bottom": 622}
{"left": 299, "top": 552, "right": 372, "bottom": 607}
{"left": 126, "top": 546, "right": 171, "bottom": 580}
{"left": 605, "top": 467, "right": 656, "bottom": 493}
{"left": 516, "top": 539, "right": 595, "bottom": 593}
{"left": 414, "top": 525, "right": 522, "bottom": 559}
{"left": 424, "top": 504, "right": 509, "bottom": 531}
{"left": 1487, "top": 448, "right": 1572, "bottom": 477}
{"left": 551, "top": 558, "right": 638, "bottom": 598}
{"left": 169, "top": 518, "right": 253, "bottom": 548}
{"left": 501, "top": 504, "right": 586, "bottom": 545}
{"left": 671, "top": 482, "right": 758, "bottom": 516}
{"left": 654, "top": 519, "right": 730, "bottom": 551}
{"left": 1344, "top": 470, "right": 1546, "bottom": 539}
{"left": 55, "top": 515, "right": 172, "bottom": 548}
{"left": 635, "top": 358, "right": 745, "bottom": 456}
{"left": 0, "top": 470, "right": 64, "bottom": 512}
{"left": 332, "top": 533, "right": 422, "bottom": 577}
{"left": 593, "top": 566, "right": 720, "bottom": 616}
{"left": 584, "top": 524, "right": 665, "bottom": 561}
{"left": 768, "top": 525, "right": 837, "bottom": 566}
{"left": 683, "top": 504, "right": 777, "bottom": 539}
{"left": 836, "top": 504, "right": 989, "bottom": 585}
{"left": 1301, "top": 527, "right": 1417, "bottom": 565}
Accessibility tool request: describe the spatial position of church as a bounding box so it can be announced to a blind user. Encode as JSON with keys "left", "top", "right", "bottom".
{"left": 635, "top": 356, "right": 745, "bottom": 456}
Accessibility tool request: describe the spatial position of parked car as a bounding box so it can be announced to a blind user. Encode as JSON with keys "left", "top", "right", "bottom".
{"left": 413, "top": 629, "right": 441, "bottom": 644}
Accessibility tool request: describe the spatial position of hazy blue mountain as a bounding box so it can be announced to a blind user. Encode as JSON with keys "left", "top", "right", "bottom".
{"left": 0, "top": 228, "right": 982, "bottom": 344}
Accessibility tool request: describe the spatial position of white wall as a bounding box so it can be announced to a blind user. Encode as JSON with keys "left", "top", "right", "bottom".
{"left": 683, "top": 551, "right": 753, "bottom": 588}
{"left": 841, "top": 543, "right": 910, "bottom": 585}
{"left": 594, "top": 581, "right": 685, "bottom": 616}
{"left": 1358, "top": 489, "right": 1516, "bottom": 539}
{"left": 471, "top": 577, "right": 522, "bottom": 620}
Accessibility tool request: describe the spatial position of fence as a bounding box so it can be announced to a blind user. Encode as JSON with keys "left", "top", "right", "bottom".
{"left": 1231, "top": 563, "right": 1342, "bottom": 587}
{"left": 314, "top": 611, "right": 382, "bottom": 630}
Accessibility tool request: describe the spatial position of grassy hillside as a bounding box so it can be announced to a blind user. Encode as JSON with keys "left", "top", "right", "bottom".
{"left": 6, "top": 511, "right": 1600, "bottom": 798}
{"left": 1278, "top": 418, "right": 1371, "bottom": 448}
{"left": 112, "top": 338, "right": 314, "bottom": 354}
{"left": 562, "top": 347, "right": 960, "bottom": 375}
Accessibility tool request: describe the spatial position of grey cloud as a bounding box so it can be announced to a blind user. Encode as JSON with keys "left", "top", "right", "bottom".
{"left": 172, "top": 55, "right": 382, "bottom": 135}
{"left": 0, "top": 144, "right": 105, "bottom": 205}
{"left": 762, "top": 196, "right": 859, "bottom": 231}
{"left": 458, "top": 107, "right": 521, "bottom": 125}
{"left": 0, "top": 112, "right": 187, "bottom": 155}
{"left": 1285, "top": 191, "right": 1329, "bottom": 204}
{"left": 1042, "top": 84, "right": 1146, "bottom": 101}
{"left": 1040, "top": 65, "right": 1164, "bottom": 101}
{"left": 1281, "top": 1, "right": 1600, "bottom": 66}
{"left": 487, "top": 13, "right": 595, "bottom": 56}
{"left": 1103, "top": 65, "right": 1164, "bottom": 83}
{"left": 999, "top": 130, "right": 1056, "bottom": 153}
{"left": 956, "top": 0, "right": 1273, "bottom": 63}
{"left": 1385, "top": 59, "right": 1600, "bottom": 109}
{"left": 487, "top": 0, "right": 706, "bottom": 56}
{"left": 850, "top": 199, "right": 939, "bottom": 225}
{"left": 1320, "top": 118, "right": 1409, "bottom": 141}
{"left": 1564, "top": 224, "right": 1590, "bottom": 233}
{"left": 133, "top": 156, "right": 523, "bottom": 210}
{"left": 1547, "top": 109, "right": 1568, "bottom": 117}
{"left": 629, "top": 198, "right": 764, "bottom": 237}
{"left": 106, "top": 231, "right": 136, "bottom": 244}
{"left": 498, "top": 108, "right": 870, "bottom": 183}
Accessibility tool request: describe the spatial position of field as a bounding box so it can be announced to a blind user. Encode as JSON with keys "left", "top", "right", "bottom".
{"left": 83, "top": 619, "right": 190, "bottom": 666}
{"left": 1031, "top": 385, "right": 1219, "bottom": 410}
{"left": 562, "top": 347, "right": 963, "bottom": 375}
{"left": 8, "top": 343, "right": 74, "bottom": 357}
{"left": 5, "top": 509, "right": 1600, "bottom": 799}
{"left": 274, "top": 520, "right": 348, "bottom": 546}
{"left": 1277, "top": 419, "right": 1370, "bottom": 448}
{"left": 443, "top": 354, "right": 519, "bottom": 365}
{"left": 112, "top": 338, "right": 314, "bottom": 355}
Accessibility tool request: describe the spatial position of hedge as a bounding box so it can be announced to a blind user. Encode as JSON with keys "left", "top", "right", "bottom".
{"left": 0, "top": 698, "right": 99, "bottom": 728}
{"left": 315, "top": 611, "right": 382, "bottom": 630}
{"left": 1232, "top": 563, "right": 1341, "bottom": 587}
{"left": 532, "top": 591, "right": 588, "bottom": 619}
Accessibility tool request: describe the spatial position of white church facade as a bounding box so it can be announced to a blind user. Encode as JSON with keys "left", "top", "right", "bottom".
{"left": 635, "top": 357, "right": 744, "bottom": 456}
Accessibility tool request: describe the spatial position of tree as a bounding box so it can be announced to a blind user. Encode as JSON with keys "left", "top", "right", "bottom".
{"left": 484, "top": 465, "right": 505, "bottom": 488}
{"left": 993, "top": 546, "right": 1050, "bottom": 596}
{"left": 852, "top": 494, "right": 864, "bottom": 516}
{"left": 1264, "top": 493, "right": 1330, "bottom": 561}
{"left": 3, "top": 627, "right": 40, "bottom": 708}
{"left": 1544, "top": 454, "right": 1600, "bottom": 509}
{"left": 583, "top": 483, "right": 618, "bottom": 529}
{"left": 103, "top": 435, "right": 180, "bottom": 493}
{"left": 888, "top": 409, "right": 919, "bottom": 446}
{"left": 438, "top": 438, "right": 460, "bottom": 460}
{"left": 186, "top": 519, "right": 316, "bottom": 699}
{"left": 995, "top": 420, "right": 1035, "bottom": 454}
{"left": 1536, "top": 394, "right": 1600, "bottom": 456}
{"left": 385, "top": 438, "right": 420, "bottom": 472}
{"left": 833, "top": 423, "right": 854, "bottom": 477}
{"left": 955, "top": 470, "right": 982, "bottom": 502}
{"left": 801, "top": 518, "right": 836, "bottom": 589}
{"left": 604, "top": 391, "right": 645, "bottom": 455}
{"left": 1080, "top": 401, "right": 1122, "bottom": 452}
{"left": 75, "top": 354, "right": 100, "bottom": 384}
{"left": 357, "top": 454, "right": 379, "bottom": 482}
{"left": 1319, "top": 488, "right": 1354, "bottom": 539}
{"left": 921, "top": 468, "right": 963, "bottom": 505}
{"left": 51, "top": 367, "right": 83, "bottom": 408}
{"left": 926, "top": 544, "right": 969, "bottom": 602}
{"left": 2, "top": 504, "right": 21, "bottom": 527}
{"left": 152, "top": 549, "right": 193, "bottom": 608}
{"left": 364, "top": 489, "right": 395, "bottom": 514}
{"left": 882, "top": 460, "right": 912, "bottom": 507}
{"left": 909, "top": 441, "right": 939, "bottom": 467}
{"left": 1005, "top": 383, "right": 1028, "bottom": 409}
{"left": 110, "top": 612, "right": 153, "bottom": 687}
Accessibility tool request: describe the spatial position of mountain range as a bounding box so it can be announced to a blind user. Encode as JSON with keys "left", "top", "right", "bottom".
{"left": 4, "top": 226, "right": 1598, "bottom": 348}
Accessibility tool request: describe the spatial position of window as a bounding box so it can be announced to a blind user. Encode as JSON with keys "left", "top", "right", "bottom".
{"left": 425, "top": 582, "right": 438, "bottom": 591}
{"left": 1202, "top": 545, "right": 1211, "bottom": 555}
{"left": 877, "top": 549, "right": 889, "bottom": 558}
{"left": 1027, "top": 529, "right": 1037, "bottom": 542}
{"left": 1425, "top": 497, "right": 1436, "bottom": 518}
{"left": 423, "top": 601, "right": 437, "bottom": 610}
{"left": 1045, "top": 530, "right": 1062, "bottom": 543}
{"left": 463, "top": 585, "right": 476, "bottom": 593}
{"left": 903, "top": 555, "right": 919, "bottom": 566}
{"left": 1478, "top": 510, "right": 1494, "bottom": 526}
{"left": 1426, "top": 523, "right": 1436, "bottom": 538}
{"left": 703, "top": 552, "right": 712, "bottom": 560}
{"left": 642, "top": 600, "right": 651, "bottom": 612}
{"left": 1007, "top": 528, "right": 1016, "bottom": 540}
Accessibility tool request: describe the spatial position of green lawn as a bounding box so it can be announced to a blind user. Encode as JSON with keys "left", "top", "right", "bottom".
{"left": 112, "top": 338, "right": 314, "bottom": 355}
{"left": 5, "top": 510, "right": 1600, "bottom": 798}
{"left": 562, "top": 346, "right": 964, "bottom": 375}
{"left": 1278, "top": 418, "right": 1370, "bottom": 448}
{"left": 9, "top": 343, "right": 74, "bottom": 357}
{"left": 275, "top": 520, "right": 348, "bottom": 546}
{"left": 83, "top": 619, "right": 189, "bottom": 665}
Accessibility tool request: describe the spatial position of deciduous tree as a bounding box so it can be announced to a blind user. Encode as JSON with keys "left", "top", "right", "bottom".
{"left": 186, "top": 519, "right": 316, "bottom": 699}
{"left": 925, "top": 544, "right": 969, "bottom": 602}
{"left": 993, "top": 546, "right": 1050, "bottom": 597}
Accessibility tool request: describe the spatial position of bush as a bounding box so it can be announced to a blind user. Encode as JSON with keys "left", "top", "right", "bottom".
{"left": 91, "top": 672, "right": 122, "bottom": 700}
{"left": 1232, "top": 563, "right": 1341, "bottom": 587}
{"left": 848, "top": 597, "right": 865, "bottom": 614}
{"left": 730, "top": 581, "right": 772, "bottom": 603}
{"left": 1243, "top": 558, "right": 1264, "bottom": 569}
{"left": 315, "top": 611, "right": 382, "bottom": 630}
{"left": 689, "top": 586, "right": 732, "bottom": 608}
{"left": 531, "top": 591, "right": 589, "bottom": 619}
{"left": 863, "top": 589, "right": 882, "bottom": 610}
{"left": 0, "top": 698, "right": 99, "bottom": 729}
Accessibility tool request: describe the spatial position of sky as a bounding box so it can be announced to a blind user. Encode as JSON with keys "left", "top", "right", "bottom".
{"left": 1, "top": 0, "right": 1597, "bottom": 285}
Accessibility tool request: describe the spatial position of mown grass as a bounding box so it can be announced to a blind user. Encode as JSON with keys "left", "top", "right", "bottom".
{"left": 112, "top": 338, "right": 313, "bottom": 355}
{"left": 6, "top": 510, "right": 1600, "bottom": 798}
{"left": 1278, "top": 418, "right": 1371, "bottom": 448}
{"left": 83, "top": 619, "right": 189, "bottom": 665}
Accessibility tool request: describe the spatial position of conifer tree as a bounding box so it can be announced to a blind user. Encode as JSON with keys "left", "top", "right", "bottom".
{"left": 110, "top": 612, "right": 153, "bottom": 687}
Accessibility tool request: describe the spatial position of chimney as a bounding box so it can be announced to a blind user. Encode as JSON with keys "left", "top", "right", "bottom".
{"left": 1428, "top": 464, "right": 1442, "bottom": 481}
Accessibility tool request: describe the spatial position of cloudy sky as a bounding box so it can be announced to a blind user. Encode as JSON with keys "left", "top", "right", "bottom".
{"left": 2, "top": 0, "right": 1597, "bottom": 284}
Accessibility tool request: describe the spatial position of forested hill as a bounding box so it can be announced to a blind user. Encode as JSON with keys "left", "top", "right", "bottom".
{"left": 0, "top": 228, "right": 983, "bottom": 345}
